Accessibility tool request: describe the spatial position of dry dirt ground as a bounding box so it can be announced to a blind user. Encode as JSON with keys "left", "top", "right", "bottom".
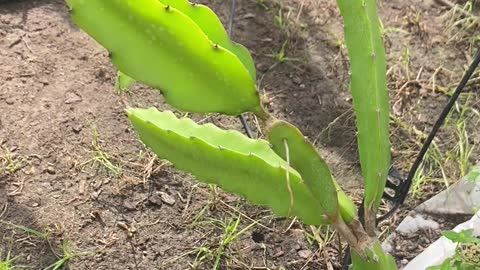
{"left": 0, "top": 0, "right": 479, "bottom": 269}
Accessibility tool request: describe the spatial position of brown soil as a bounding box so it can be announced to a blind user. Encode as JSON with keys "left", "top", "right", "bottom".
{"left": 1, "top": 0, "right": 479, "bottom": 269}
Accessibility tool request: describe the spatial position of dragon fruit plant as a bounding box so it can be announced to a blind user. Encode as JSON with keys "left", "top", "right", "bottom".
{"left": 66, "top": 0, "right": 396, "bottom": 268}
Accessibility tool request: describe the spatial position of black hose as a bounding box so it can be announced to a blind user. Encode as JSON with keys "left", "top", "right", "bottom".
{"left": 227, "top": 0, "right": 255, "bottom": 139}
{"left": 378, "top": 47, "right": 480, "bottom": 222}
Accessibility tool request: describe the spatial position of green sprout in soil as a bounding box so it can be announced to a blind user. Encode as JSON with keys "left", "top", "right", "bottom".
{"left": 45, "top": 240, "right": 84, "bottom": 270}
{"left": 0, "top": 251, "right": 19, "bottom": 270}
{"left": 191, "top": 214, "right": 258, "bottom": 269}
{"left": 79, "top": 121, "right": 122, "bottom": 177}
{"left": 0, "top": 221, "right": 49, "bottom": 240}
{"left": 447, "top": 1, "right": 480, "bottom": 50}
{"left": 0, "top": 147, "right": 26, "bottom": 174}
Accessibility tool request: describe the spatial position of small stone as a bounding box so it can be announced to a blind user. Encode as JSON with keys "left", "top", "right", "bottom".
{"left": 241, "top": 13, "right": 255, "bottom": 19}
{"left": 91, "top": 190, "right": 102, "bottom": 200}
{"left": 72, "top": 124, "right": 83, "bottom": 134}
{"left": 419, "top": 88, "right": 428, "bottom": 97}
{"left": 396, "top": 215, "right": 439, "bottom": 235}
{"left": 299, "top": 84, "right": 306, "bottom": 89}
{"left": 256, "top": 62, "right": 268, "bottom": 72}
{"left": 123, "top": 201, "right": 136, "bottom": 211}
{"left": 272, "top": 250, "right": 284, "bottom": 258}
{"left": 38, "top": 78, "right": 49, "bottom": 86}
{"left": 59, "top": 116, "right": 70, "bottom": 123}
{"left": 46, "top": 166, "right": 56, "bottom": 174}
{"left": 92, "top": 180, "right": 103, "bottom": 190}
{"left": 249, "top": 243, "right": 263, "bottom": 250}
{"left": 79, "top": 179, "right": 86, "bottom": 195}
{"left": 159, "top": 191, "right": 175, "bottom": 205}
{"left": 5, "top": 98, "right": 14, "bottom": 105}
{"left": 64, "top": 92, "right": 82, "bottom": 104}
{"left": 298, "top": 249, "right": 312, "bottom": 259}
{"left": 292, "top": 76, "right": 302, "bottom": 85}
{"left": 418, "top": 114, "right": 428, "bottom": 124}
{"left": 25, "top": 166, "right": 36, "bottom": 175}
{"left": 148, "top": 193, "right": 163, "bottom": 206}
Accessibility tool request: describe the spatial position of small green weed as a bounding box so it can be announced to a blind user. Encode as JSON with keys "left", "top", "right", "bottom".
{"left": 0, "top": 147, "right": 26, "bottom": 174}
{"left": 45, "top": 240, "right": 84, "bottom": 270}
{"left": 0, "top": 221, "right": 48, "bottom": 240}
{"left": 446, "top": 1, "right": 480, "bottom": 50}
{"left": 0, "top": 251, "right": 19, "bottom": 270}
{"left": 274, "top": 9, "right": 290, "bottom": 31}
{"left": 191, "top": 214, "right": 258, "bottom": 270}
{"left": 79, "top": 122, "right": 122, "bottom": 177}
{"left": 256, "top": 0, "right": 269, "bottom": 10}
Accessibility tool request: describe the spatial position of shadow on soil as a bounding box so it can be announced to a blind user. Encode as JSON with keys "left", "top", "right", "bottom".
{"left": 1, "top": 1, "right": 70, "bottom": 267}
{"left": 0, "top": 0, "right": 71, "bottom": 29}
{"left": 0, "top": 173, "right": 59, "bottom": 268}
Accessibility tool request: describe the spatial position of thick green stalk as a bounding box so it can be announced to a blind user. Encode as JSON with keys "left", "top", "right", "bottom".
{"left": 266, "top": 119, "right": 339, "bottom": 218}
{"left": 336, "top": 0, "right": 390, "bottom": 234}
{"left": 351, "top": 241, "right": 397, "bottom": 270}
{"left": 265, "top": 118, "right": 367, "bottom": 251}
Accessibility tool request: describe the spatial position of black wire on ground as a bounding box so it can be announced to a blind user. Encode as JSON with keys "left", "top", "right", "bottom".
{"left": 227, "top": 0, "right": 255, "bottom": 139}
{"left": 378, "top": 47, "right": 480, "bottom": 222}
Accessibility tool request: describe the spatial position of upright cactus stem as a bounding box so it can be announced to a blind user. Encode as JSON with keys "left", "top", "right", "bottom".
{"left": 336, "top": 0, "right": 391, "bottom": 235}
